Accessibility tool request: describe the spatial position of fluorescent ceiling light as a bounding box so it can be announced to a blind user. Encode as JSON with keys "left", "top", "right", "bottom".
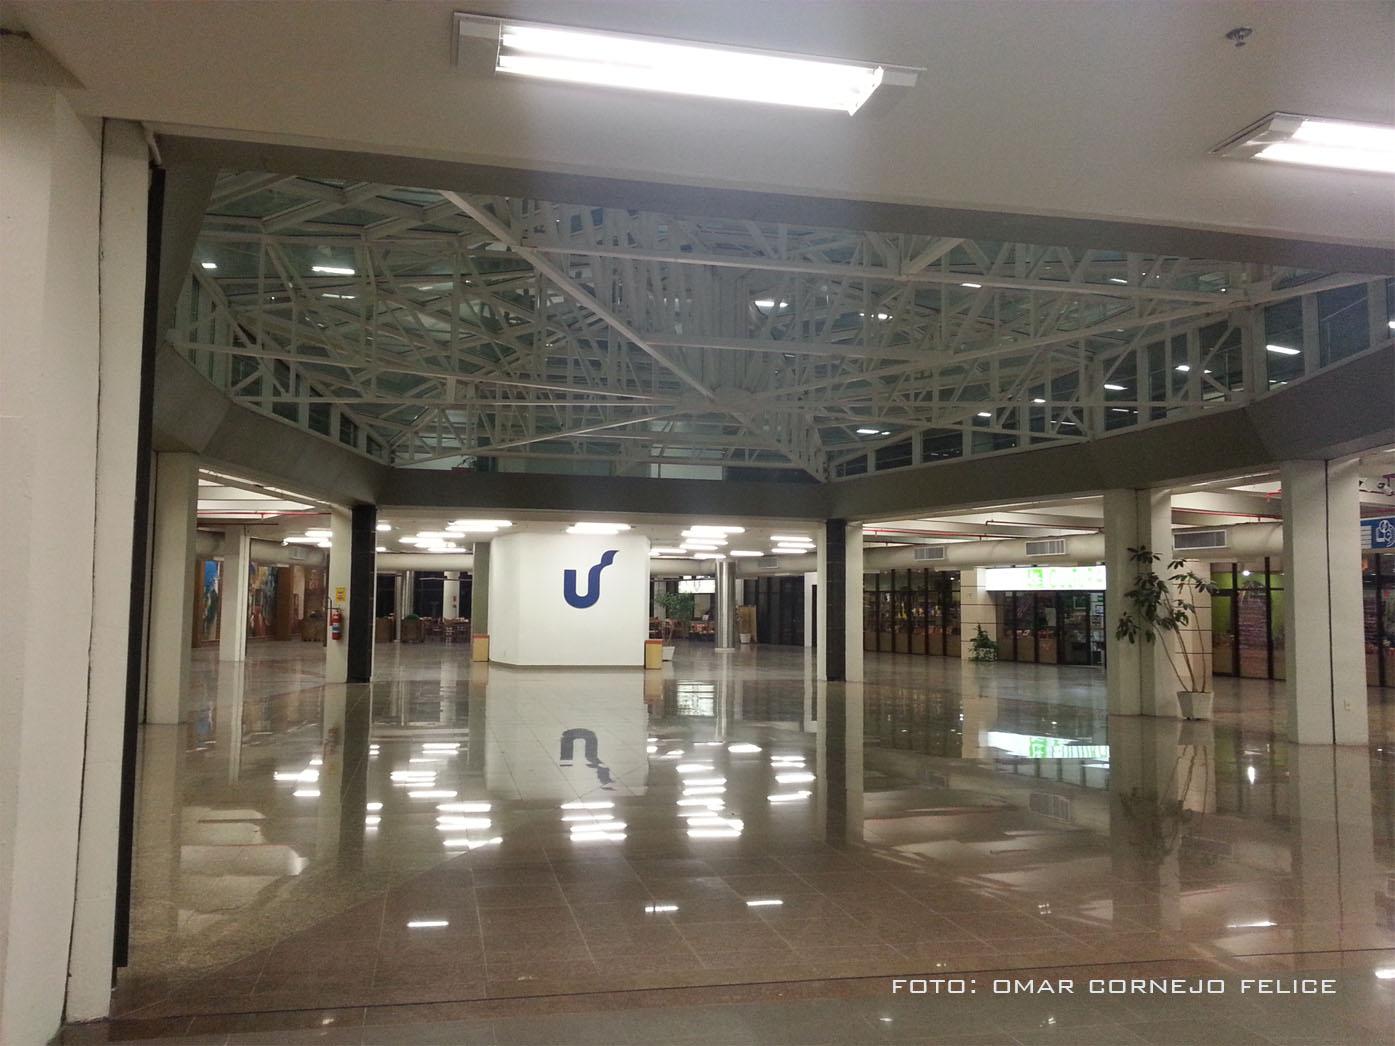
{"left": 856, "top": 427, "right": 881, "bottom": 435}
{"left": 321, "top": 292, "right": 356, "bottom": 299}
{"left": 684, "top": 525, "right": 744, "bottom": 536}
{"left": 961, "top": 282, "right": 982, "bottom": 289}
{"left": 311, "top": 265, "right": 356, "bottom": 275}
{"left": 1108, "top": 277, "right": 1127, "bottom": 284}
{"left": 200, "top": 261, "right": 217, "bottom": 270}
{"left": 753, "top": 298, "right": 788, "bottom": 309}
{"left": 1213, "top": 112, "right": 1395, "bottom": 175}
{"left": 692, "top": 552, "right": 726, "bottom": 559}
{"left": 1388, "top": 320, "right": 1395, "bottom": 330}
{"left": 1032, "top": 397, "right": 1046, "bottom": 404}
{"left": 651, "top": 547, "right": 688, "bottom": 555}
{"left": 375, "top": 546, "right": 386, "bottom": 553}
{"left": 459, "top": 15, "right": 918, "bottom": 115}
{"left": 1102, "top": 383, "right": 1127, "bottom": 391}
{"left": 567, "top": 521, "right": 630, "bottom": 534}
{"left": 976, "top": 411, "right": 992, "bottom": 418}
{"left": 770, "top": 535, "right": 812, "bottom": 543}
{"left": 773, "top": 545, "right": 813, "bottom": 554}
{"left": 1266, "top": 343, "right": 1301, "bottom": 356}
{"left": 449, "top": 519, "right": 511, "bottom": 529}
{"left": 305, "top": 529, "right": 332, "bottom": 538}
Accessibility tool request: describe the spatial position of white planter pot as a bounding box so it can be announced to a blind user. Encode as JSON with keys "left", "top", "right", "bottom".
{"left": 739, "top": 633, "right": 752, "bottom": 644}
{"left": 1177, "top": 691, "right": 1214, "bottom": 721}
{"left": 661, "top": 646, "right": 676, "bottom": 662}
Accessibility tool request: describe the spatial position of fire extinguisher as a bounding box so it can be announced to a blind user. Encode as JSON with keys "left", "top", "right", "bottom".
{"left": 330, "top": 606, "right": 343, "bottom": 641}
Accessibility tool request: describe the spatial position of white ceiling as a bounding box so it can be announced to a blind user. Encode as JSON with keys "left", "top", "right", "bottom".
{"left": 9, "top": 0, "right": 1394, "bottom": 248}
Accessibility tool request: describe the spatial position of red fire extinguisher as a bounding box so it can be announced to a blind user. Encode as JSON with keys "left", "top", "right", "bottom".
{"left": 330, "top": 606, "right": 343, "bottom": 641}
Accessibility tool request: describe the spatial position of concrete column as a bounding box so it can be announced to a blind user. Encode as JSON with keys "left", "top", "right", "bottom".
{"left": 402, "top": 569, "right": 416, "bottom": 616}
{"left": 470, "top": 544, "right": 490, "bottom": 633}
{"left": 0, "top": 66, "right": 145, "bottom": 1041}
{"left": 958, "top": 568, "right": 999, "bottom": 659}
{"left": 715, "top": 557, "right": 737, "bottom": 651}
{"left": 816, "top": 533, "right": 829, "bottom": 681}
{"left": 442, "top": 570, "right": 461, "bottom": 619}
{"left": 844, "top": 524, "right": 864, "bottom": 683}
{"left": 147, "top": 452, "right": 198, "bottom": 723}
{"left": 817, "top": 521, "right": 847, "bottom": 680}
{"left": 391, "top": 574, "right": 402, "bottom": 641}
{"left": 347, "top": 503, "right": 376, "bottom": 684}
{"left": 218, "top": 525, "right": 250, "bottom": 662}
{"left": 325, "top": 507, "right": 351, "bottom": 684}
{"left": 1103, "top": 487, "right": 1178, "bottom": 717}
{"left": 802, "top": 571, "right": 816, "bottom": 647}
{"left": 1282, "top": 459, "right": 1368, "bottom": 745}
{"left": 1288, "top": 745, "right": 1375, "bottom": 945}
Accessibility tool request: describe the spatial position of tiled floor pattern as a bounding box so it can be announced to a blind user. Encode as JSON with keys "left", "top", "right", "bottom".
{"left": 95, "top": 641, "right": 1395, "bottom": 1042}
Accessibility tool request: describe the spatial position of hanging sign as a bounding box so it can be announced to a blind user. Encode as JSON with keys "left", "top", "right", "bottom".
{"left": 1361, "top": 517, "right": 1395, "bottom": 550}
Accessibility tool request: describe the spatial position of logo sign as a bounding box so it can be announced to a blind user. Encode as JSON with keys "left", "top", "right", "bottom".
{"left": 334, "top": 586, "right": 347, "bottom": 602}
{"left": 563, "top": 549, "right": 618, "bottom": 609}
{"left": 1361, "top": 517, "right": 1395, "bottom": 550}
{"left": 984, "top": 565, "right": 1106, "bottom": 592}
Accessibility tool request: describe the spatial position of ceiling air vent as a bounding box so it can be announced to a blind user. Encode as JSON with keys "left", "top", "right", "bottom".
{"left": 1174, "top": 529, "right": 1229, "bottom": 552}
{"left": 912, "top": 545, "right": 948, "bottom": 562}
{"left": 1024, "top": 538, "right": 1067, "bottom": 557}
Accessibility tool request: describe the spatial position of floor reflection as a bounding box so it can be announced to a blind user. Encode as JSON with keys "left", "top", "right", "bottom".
{"left": 117, "top": 641, "right": 1395, "bottom": 1018}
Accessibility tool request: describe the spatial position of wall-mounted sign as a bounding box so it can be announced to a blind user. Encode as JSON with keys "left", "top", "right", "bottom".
{"left": 984, "top": 564, "right": 1106, "bottom": 591}
{"left": 333, "top": 586, "right": 347, "bottom": 602}
{"left": 1361, "top": 516, "right": 1395, "bottom": 550}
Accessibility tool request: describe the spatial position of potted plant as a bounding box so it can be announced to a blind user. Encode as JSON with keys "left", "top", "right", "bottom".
{"left": 1115, "top": 546, "right": 1218, "bottom": 719}
{"left": 968, "top": 625, "right": 999, "bottom": 662}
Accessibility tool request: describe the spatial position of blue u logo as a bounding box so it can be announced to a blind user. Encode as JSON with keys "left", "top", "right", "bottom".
{"left": 563, "top": 549, "right": 618, "bottom": 609}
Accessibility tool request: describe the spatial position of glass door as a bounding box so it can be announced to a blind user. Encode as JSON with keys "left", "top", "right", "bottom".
{"left": 1059, "top": 593, "right": 1091, "bottom": 665}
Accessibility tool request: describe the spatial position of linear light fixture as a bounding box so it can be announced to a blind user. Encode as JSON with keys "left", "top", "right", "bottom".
{"left": 1266, "top": 343, "right": 1301, "bottom": 356}
{"left": 1213, "top": 112, "right": 1395, "bottom": 175}
{"left": 456, "top": 13, "right": 918, "bottom": 114}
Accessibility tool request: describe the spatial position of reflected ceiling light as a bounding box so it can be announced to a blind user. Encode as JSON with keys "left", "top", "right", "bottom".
{"left": 1388, "top": 320, "right": 1395, "bottom": 330}
{"left": 567, "top": 521, "right": 631, "bottom": 534}
{"left": 687, "top": 826, "right": 742, "bottom": 838}
{"left": 770, "top": 535, "right": 812, "bottom": 543}
{"left": 730, "top": 550, "right": 764, "bottom": 557}
{"left": 961, "top": 282, "right": 982, "bottom": 289}
{"left": 376, "top": 522, "right": 392, "bottom": 531}
{"left": 311, "top": 264, "right": 356, "bottom": 275}
{"left": 1375, "top": 968, "right": 1395, "bottom": 980}
{"left": 366, "top": 802, "right": 383, "bottom": 811}
{"left": 436, "top": 816, "right": 492, "bottom": 829}
{"left": 727, "top": 743, "right": 762, "bottom": 753}
{"left": 438, "top": 801, "right": 490, "bottom": 812}
{"left": 644, "top": 903, "right": 679, "bottom": 913}
{"left": 745, "top": 898, "right": 783, "bottom": 907}
{"left": 768, "top": 790, "right": 812, "bottom": 802}
{"left": 423, "top": 742, "right": 461, "bottom": 751}
{"left": 458, "top": 14, "right": 918, "bottom": 115}
{"left": 1266, "top": 343, "right": 1301, "bottom": 355}
{"left": 375, "top": 546, "right": 387, "bottom": 553}
{"left": 406, "top": 919, "right": 450, "bottom": 929}
{"left": 408, "top": 789, "right": 457, "bottom": 799}
{"left": 773, "top": 545, "right": 813, "bottom": 554}
{"left": 692, "top": 552, "right": 726, "bottom": 559}
{"left": 321, "top": 292, "right": 356, "bottom": 300}
{"left": 1213, "top": 112, "right": 1395, "bottom": 174}
{"left": 200, "top": 260, "right": 217, "bottom": 270}
{"left": 561, "top": 800, "right": 615, "bottom": 810}
{"left": 677, "top": 797, "right": 724, "bottom": 809}
{"left": 1108, "top": 277, "right": 1127, "bottom": 284}
{"left": 293, "top": 789, "right": 320, "bottom": 798}
{"left": 675, "top": 763, "right": 715, "bottom": 773}
{"left": 443, "top": 836, "right": 503, "bottom": 849}
{"left": 775, "top": 771, "right": 816, "bottom": 784}
{"left": 364, "top": 815, "right": 381, "bottom": 827}
{"left": 1102, "top": 383, "right": 1127, "bottom": 391}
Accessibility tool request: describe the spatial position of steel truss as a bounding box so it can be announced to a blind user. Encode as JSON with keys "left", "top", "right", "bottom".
{"left": 173, "top": 173, "right": 1390, "bottom": 480}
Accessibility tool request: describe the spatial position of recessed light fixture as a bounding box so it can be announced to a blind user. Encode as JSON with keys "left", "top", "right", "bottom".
{"left": 1265, "top": 343, "right": 1301, "bottom": 356}
{"left": 1213, "top": 112, "right": 1395, "bottom": 175}
{"left": 456, "top": 14, "right": 920, "bottom": 115}
{"left": 200, "top": 261, "right": 217, "bottom": 270}
{"left": 567, "top": 521, "right": 631, "bottom": 534}
{"left": 311, "top": 265, "right": 356, "bottom": 276}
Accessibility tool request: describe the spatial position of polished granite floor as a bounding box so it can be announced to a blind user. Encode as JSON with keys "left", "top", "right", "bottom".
{"left": 89, "top": 640, "right": 1395, "bottom": 1042}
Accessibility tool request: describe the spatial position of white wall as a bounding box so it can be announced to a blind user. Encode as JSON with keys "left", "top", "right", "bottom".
{"left": 0, "top": 74, "right": 144, "bottom": 1040}
{"left": 489, "top": 532, "right": 650, "bottom": 666}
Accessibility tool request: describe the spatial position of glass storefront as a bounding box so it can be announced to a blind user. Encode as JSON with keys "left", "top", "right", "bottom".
{"left": 1211, "top": 560, "right": 1286, "bottom": 681}
{"left": 995, "top": 590, "right": 1104, "bottom": 666}
{"left": 1363, "top": 552, "right": 1395, "bottom": 688}
{"left": 863, "top": 569, "right": 961, "bottom": 657}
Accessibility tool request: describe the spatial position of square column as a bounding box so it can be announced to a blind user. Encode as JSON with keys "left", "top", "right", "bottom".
{"left": 815, "top": 521, "right": 862, "bottom": 682}
{"left": 1103, "top": 487, "right": 1178, "bottom": 717}
{"left": 347, "top": 504, "right": 377, "bottom": 683}
{"left": 218, "top": 526, "right": 250, "bottom": 662}
{"left": 325, "top": 507, "right": 352, "bottom": 684}
{"left": 146, "top": 452, "right": 199, "bottom": 723}
{"left": 844, "top": 524, "right": 864, "bottom": 683}
{"left": 958, "top": 568, "right": 999, "bottom": 659}
{"left": 470, "top": 544, "right": 491, "bottom": 634}
{"left": 1282, "top": 459, "right": 1368, "bottom": 745}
